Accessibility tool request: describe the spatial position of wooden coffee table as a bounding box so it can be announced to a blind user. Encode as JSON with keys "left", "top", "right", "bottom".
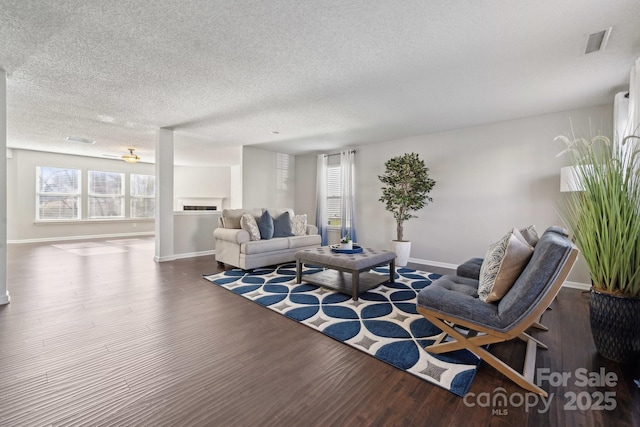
{"left": 295, "top": 246, "right": 396, "bottom": 300}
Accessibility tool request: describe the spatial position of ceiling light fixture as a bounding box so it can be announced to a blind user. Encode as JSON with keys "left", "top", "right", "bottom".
{"left": 66, "top": 136, "right": 96, "bottom": 144}
{"left": 122, "top": 148, "right": 140, "bottom": 163}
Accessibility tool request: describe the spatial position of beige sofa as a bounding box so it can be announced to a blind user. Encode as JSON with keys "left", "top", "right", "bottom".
{"left": 213, "top": 208, "right": 321, "bottom": 270}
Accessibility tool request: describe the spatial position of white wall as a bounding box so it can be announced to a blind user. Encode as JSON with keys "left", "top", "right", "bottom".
{"left": 173, "top": 211, "right": 219, "bottom": 257}
{"left": 242, "top": 146, "right": 295, "bottom": 209}
{"left": 229, "top": 164, "right": 242, "bottom": 209}
{"left": 294, "top": 104, "right": 612, "bottom": 285}
{"left": 356, "top": 105, "right": 612, "bottom": 284}
{"left": 8, "top": 149, "right": 155, "bottom": 242}
{"left": 173, "top": 165, "right": 231, "bottom": 211}
{"left": 294, "top": 154, "right": 317, "bottom": 223}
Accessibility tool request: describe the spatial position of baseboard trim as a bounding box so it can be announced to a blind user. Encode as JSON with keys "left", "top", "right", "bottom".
{"left": 154, "top": 255, "right": 176, "bottom": 263}
{"left": 173, "top": 250, "right": 215, "bottom": 260}
{"left": 561, "top": 281, "right": 591, "bottom": 291}
{"left": 8, "top": 231, "right": 155, "bottom": 244}
{"left": 409, "top": 257, "right": 457, "bottom": 271}
{"left": 409, "top": 257, "right": 591, "bottom": 290}
{"left": 0, "top": 292, "right": 10, "bottom": 305}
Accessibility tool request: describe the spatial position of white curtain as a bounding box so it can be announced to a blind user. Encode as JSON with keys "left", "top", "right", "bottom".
{"left": 618, "top": 57, "right": 640, "bottom": 165}
{"left": 628, "top": 56, "right": 640, "bottom": 136}
{"left": 315, "top": 154, "right": 328, "bottom": 245}
{"left": 340, "top": 150, "right": 357, "bottom": 243}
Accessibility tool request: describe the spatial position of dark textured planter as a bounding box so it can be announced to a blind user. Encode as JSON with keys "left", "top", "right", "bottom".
{"left": 589, "top": 288, "right": 640, "bottom": 364}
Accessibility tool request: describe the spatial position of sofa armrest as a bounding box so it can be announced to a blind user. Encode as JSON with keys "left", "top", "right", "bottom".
{"left": 213, "top": 227, "right": 250, "bottom": 244}
{"left": 306, "top": 224, "right": 318, "bottom": 235}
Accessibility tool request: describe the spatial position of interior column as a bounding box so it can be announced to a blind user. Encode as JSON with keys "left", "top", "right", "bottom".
{"left": 154, "top": 128, "right": 175, "bottom": 262}
{"left": 0, "top": 69, "right": 9, "bottom": 304}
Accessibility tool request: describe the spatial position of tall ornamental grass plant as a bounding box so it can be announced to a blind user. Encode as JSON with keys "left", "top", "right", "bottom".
{"left": 556, "top": 133, "right": 640, "bottom": 297}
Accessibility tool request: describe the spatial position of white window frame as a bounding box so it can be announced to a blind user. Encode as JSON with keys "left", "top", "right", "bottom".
{"left": 36, "top": 166, "right": 82, "bottom": 221}
{"left": 88, "top": 170, "right": 125, "bottom": 219}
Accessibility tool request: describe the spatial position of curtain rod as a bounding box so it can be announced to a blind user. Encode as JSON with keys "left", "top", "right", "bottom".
{"left": 324, "top": 149, "right": 356, "bottom": 158}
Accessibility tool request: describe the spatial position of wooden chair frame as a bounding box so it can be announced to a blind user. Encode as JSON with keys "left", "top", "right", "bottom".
{"left": 417, "top": 245, "right": 578, "bottom": 397}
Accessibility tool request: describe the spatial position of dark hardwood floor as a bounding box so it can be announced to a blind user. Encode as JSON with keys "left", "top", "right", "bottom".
{"left": 1, "top": 238, "right": 638, "bottom": 426}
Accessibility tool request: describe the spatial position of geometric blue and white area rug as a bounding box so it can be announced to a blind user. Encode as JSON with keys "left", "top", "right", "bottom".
{"left": 203, "top": 263, "right": 481, "bottom": 396}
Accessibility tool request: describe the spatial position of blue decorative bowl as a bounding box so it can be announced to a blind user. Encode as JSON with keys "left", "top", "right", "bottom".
{"left": 330, "top": 244, "right": 363, "bottom": 254}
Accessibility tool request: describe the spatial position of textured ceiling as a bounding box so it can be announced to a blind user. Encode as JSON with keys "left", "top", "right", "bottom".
{"left": 1, "top": 0, "right": 639, "bottom": 166}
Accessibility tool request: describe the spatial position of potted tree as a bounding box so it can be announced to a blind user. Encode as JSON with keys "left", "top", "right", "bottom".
{"left": 556, "top": 132, "right": 640, "bottom": 363}
{"left": 378, "top": 152, "right": 436, "bottom": 266}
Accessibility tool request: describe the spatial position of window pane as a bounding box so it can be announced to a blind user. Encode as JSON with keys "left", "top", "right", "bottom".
{"left": 327, "top": 165, "right": 342, "bottom": 226}
{"left": 131, "top": 174, "right": 155, "bottom": 196}
{"left": 89, "top": 197, "right": 124, "bottom": 218}
{"left": 38, "top": 167, "right": 80, "bottom": 193}
{"left": 276, "top": 153, "right": 289, "bottom": 191}
{"left": 327, "top": 166, "right": 341, "bottom": 197}
{"left": 88, "top": 170, "right": 124, "bottom": 218}
{"left": 131, "top": 174, "right": 155, "bottom": 218}
{"left": 38, "top": 195, "right": 79, "bottom": 220}
{"left": 36, "top": 167, "right": 81, "bottom": 220}
{"left": 89, "top": 171, "right": 124, "bottom": 195}
{"left": 131, "top": 198, "right": 155, "bottom": 218}
{"left": 327, "top": 198, "right": 342, "bottom": 226}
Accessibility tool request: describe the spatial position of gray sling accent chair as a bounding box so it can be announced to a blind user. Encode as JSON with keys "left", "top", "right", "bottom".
{"left": 416, "top": 227, "right": 578, "bottom": 397}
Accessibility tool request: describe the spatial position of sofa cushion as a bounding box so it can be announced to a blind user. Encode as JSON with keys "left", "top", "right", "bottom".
{"left": 240, "top": 213, "right": 261, "bottom": 241}
{"left": 417, "top": 275, "right": 503, "bottom": 329}
{"left": 288, "top": 234, "right": 322, "bottom": 249}
{"left": 221, "top": 209, "right": 245, "bottom": 229}
{"left": 291, "top": 214, "right": 308, "bottom": 236}
{"left": 497, "top": 231, "right": 573, "bottom": 324}
{"left": 257, "top": 210, "right": 274, "bottom": 240}
{"left": 265, "top": 208, "right": 294, "bottom": 219}
{"left": 478, "top": 228, "right": 534, "bottom": 303}
{"left": 242, "top": 238, "right": 289, "bottom": 254}
{"left": 273, "top": 211, "right": 294, "bottom": 238}
{"left": 456, "top": 257, "right": 484, "bottom": 280}
{"left": 222, "top": 208, "right": 261, "bottom": 229}
{"left": 418, "top": 226, "right": 574, "bottom": 333}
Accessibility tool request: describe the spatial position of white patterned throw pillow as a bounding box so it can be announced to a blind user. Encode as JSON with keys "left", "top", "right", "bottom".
{"left": 240, "top": 213, "right": 261, "bottom": 241}
{"left": 291, "top": 214, "right": 308, "bottom": 236}
{"left": 478, "top": 228, "right": 534, "bottom": 303}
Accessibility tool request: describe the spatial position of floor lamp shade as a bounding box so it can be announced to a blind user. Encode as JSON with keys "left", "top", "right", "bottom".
{"left": 560, "top": 166, "right": 585, "bottom": 192}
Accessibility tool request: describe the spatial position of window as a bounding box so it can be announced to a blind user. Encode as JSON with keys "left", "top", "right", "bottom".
{"left": 36, "top": 167, "right": 81, "bottom": 220}
{"left": 276, "top": 153, "right": 289, "bottom": 191}
{"left": 130, "top": 174, "right": 155, "bottom": 218}
{"left": 327, "top": 164, "right": 342, "bottom": 226}
{"left": 88, "top": 170, "right": 125, "bottom": 218}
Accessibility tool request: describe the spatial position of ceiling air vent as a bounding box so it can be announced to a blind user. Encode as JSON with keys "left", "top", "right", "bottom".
{"left": 66, "top": 136, "right": 96, "bottom": 144}
{"left": 585, "top": 27, "right": 611, "bottom": 54}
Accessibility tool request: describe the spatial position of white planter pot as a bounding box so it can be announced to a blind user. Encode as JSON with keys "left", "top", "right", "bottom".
{"left": 340, "top": 241, "right": 353, "bottom": 250}
{"left": 391, "top": 240, "right": 411, "bottom": 267}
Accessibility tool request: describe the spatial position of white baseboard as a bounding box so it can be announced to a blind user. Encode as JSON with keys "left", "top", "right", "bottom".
{"left": 561, "top": 281, "right": 591, "bottom": 291}
{"left": 409, "top": 257, "right": 591, "bottom": 290}
{"left": 8, "top": 231, "right": 155, "bottom": 244}
{"left": 155, "top": 250, "right": 215, "bottom": 262}
{"left": 409, "top": 257, "right": 457, "bottom": 271}
{"left": 173, "top": 250, "right": 215, "bottom": 260}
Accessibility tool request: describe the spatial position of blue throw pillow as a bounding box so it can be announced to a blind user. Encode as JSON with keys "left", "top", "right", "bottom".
{"left": 257, "top": 210, "right": 274, "bottom": 240}
{"left": 272, "top": 211, "right": 294, "bottom": 238}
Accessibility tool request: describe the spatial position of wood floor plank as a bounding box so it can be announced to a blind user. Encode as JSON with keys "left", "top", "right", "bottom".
{"left": 0, "top": 237, "right": 637, "bottom": 426}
